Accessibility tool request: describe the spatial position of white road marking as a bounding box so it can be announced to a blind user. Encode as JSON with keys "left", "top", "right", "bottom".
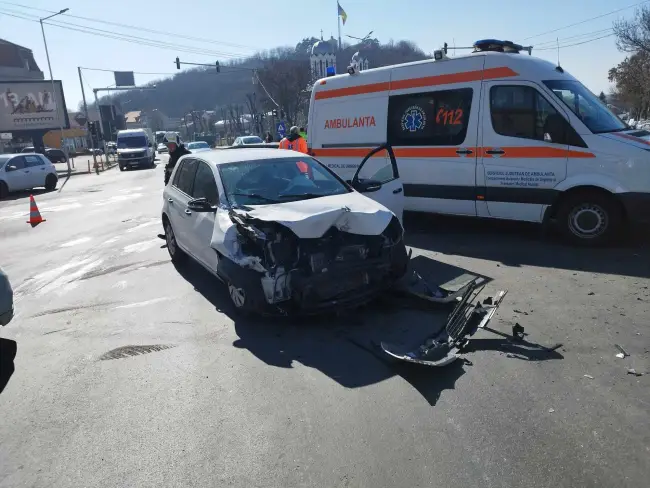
{"left": 60, "top": 237, "right": 92, "bottom": 247}
{"left": 112, "top": 280, "right": 128, "bottom": 289}
{"left": 115, "top": 297, "right": 170, "bottom": 309}
{"left": 105, "top": 236, "right": 120, "bottom": 245}
{"left": 123, "top": 239, "right": 159, "bottom": 254}
{"left": 38, "top": 203, "right": 82, "bottom": 212}
{"left": 93, "top": 193, "right": 143, "bottom": 206}
{"left": 126, "top": 220, "right": 159, "bottom": 233}
{"left": 120, "top": 187, "right": 143, "bottom": 193}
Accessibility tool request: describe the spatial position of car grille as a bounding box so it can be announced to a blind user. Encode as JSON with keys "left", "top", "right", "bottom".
{"left": 121, "top": 151, "right": 145, "bottom": 159}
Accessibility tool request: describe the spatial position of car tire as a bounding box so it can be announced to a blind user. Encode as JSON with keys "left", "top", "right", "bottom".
{"left": 556, "top": 190, "right": 623, "bottom": 247}
{"left": 0, "top": 181, "right": 8, "bottom": 199}
{"left": 164, "top": 218, "right": 186, "bottom": 264}
{"left": 45, "top": 174, "right": 57, "bottom": 191}
{"left": 119, "top": 165, "right": 125, "bottom": 171}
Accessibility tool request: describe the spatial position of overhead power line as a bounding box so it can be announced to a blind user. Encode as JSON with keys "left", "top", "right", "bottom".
{"left": 521, "top": 0, "right": 650, "bottom": 42}
{"left": 536, "top": 33, "right": 616, "bottom": 51}
{"left": 0, "top": 1, "right": 259, "bottom": 51}
{"left": 533, "top": 28, "right": 613, "bottom": 48}
{"left": 0, "top": 9, "right": 250, "bottom": 59}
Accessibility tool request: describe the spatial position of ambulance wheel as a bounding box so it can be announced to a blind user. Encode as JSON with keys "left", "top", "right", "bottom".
{"left": 556, "top": 190, "right": 623, "bottom": 247}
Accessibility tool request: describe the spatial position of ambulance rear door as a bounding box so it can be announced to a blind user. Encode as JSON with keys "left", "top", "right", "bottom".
{"left": 309, "top": 69, "right": 391, "bottom": 181}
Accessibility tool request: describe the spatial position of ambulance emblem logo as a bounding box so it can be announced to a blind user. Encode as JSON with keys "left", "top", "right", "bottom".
{"left": 401, "top": 105, "right": 426, "bottom": 133}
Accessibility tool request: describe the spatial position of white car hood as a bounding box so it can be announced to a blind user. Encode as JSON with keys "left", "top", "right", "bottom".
{"left": 209, "top": 191, "right": 395, "bottom": 272}
{"left": 231, "top": 191, "right": 394, "bottom": 238}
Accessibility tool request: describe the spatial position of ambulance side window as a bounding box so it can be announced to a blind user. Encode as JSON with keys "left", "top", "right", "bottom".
{"left": 387, "top": 88, "right": 473, "bottom": 146}
{"left": 490, "top": 85, "right": 586, "bottom": 147}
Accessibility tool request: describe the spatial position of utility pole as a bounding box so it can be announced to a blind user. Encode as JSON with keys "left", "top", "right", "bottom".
{"left": 78, "top": 67, "right": 97, "bottom": 168}
{"left": 40, "top": 7, "right": 70, "bottom": 173}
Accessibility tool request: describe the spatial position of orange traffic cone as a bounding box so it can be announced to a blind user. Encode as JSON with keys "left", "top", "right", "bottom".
{"left": 26, "top": 194, "right": 46, "bottom": 227}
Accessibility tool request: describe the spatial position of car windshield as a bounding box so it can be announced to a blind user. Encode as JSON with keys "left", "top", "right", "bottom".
{"left": 117, "top": 136, "right": 147, "bottom": 149}
{"left": 543, "top": 80, "right": 628, "bottom": 134}
{"left": 242, "top": 136, "right": 263, "bottom": 144}
{"left": 218, "top": 156, "right": 350, "bottom": 206}
{"left": 188, "top": 142, "right": 209, "bottom": 149}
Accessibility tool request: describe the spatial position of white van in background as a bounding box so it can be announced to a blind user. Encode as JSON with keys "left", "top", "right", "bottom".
{"left": 307, "top": 39, "right": 650, "bottom": 246}
{"left": 116, "top": 129, "right": 156, "bottom": 171}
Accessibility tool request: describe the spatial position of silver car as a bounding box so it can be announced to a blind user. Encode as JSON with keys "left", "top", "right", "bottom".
{"left": 0, "top": 267, "right": 14, "bottom": 326}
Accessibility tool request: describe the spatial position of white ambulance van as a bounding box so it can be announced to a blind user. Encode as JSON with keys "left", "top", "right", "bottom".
{"left": 307, "top": 39, "right": 650, "bottom": 246}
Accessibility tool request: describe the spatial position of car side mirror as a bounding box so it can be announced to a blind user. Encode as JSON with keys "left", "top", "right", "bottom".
{"left": 352, "top": 178, "right": 382, "bottom": 193}
{"left": 5, "top": 165, "right": 17, "bottom": 172}
{"left": 187, "top": 197, "right": 216, "bottom": 212}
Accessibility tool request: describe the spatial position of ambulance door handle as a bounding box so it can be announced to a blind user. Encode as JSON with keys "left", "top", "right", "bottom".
{"left": 456, "top": 149, "right": 473, "bottom": 155}
{"left": 486, "top": 149, "right": 505, "bottom": 155}
{"left": 393, "top": 187, "right": 403, "bottom": 194}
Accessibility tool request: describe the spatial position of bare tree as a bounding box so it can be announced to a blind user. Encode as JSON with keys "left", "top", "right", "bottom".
{"left": 256, "top": 55, "right": 312, "bottom": 126}
{"left": 614, "top": 6, "right": 650, "bottom": 54}
{"left": 245, "top": 93, "right": 260, "bottom": 135}
{"left": 608, "top": 52, "right": 650, "bottom": 118}
{"left": 227, "top": 104, "right": 245, "bottom": 135}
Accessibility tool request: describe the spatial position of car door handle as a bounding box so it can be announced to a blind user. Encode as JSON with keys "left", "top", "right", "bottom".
{"left": 485, "top": 149, "right": 505, "bottom": 155}
{"left": 184, "top": 209, "right": 192, "bottom": 215}
{"left": 392, "top": 187, "right": 403, "bottom": 194}
{"left": 456, "top": 149, "right": 473, "bottom": 155}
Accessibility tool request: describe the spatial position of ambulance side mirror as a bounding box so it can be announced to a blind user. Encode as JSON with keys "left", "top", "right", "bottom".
{"left": 544, "top": 133, "right": 553, "bottom": 143}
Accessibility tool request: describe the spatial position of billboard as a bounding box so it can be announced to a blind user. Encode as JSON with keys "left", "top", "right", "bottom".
{"left": 0, "top": 80, "right": 70, "bottom": 132}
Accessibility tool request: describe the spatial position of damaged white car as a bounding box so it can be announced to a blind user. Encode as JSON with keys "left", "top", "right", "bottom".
{"left": 162, "top": 146, "right": 408, "bottom": 314}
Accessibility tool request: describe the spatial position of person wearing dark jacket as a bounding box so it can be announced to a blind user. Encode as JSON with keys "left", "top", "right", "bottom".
{"left": 163, "top": 132, "right": 191, "bottom": 185}
{"left": 263, "top": 132, "right": 273, "bottom": 143}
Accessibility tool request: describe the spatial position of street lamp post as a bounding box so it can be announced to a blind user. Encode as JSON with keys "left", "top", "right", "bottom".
{"left": 40, "top": 8, "right": 70, "bottom": 173}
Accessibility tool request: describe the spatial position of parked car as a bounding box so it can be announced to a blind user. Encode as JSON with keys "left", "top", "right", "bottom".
{"left": 0, "top": 153, "right": 58, "bottom": 197}
{"left": 232, "top": 136, "right": 264, "bottom": 146}
{"left": 186, "top": 141, "right": 211, "bottom": 153}
{"left": 161, "top": 147, "right": 407, "bottom": 315}
{"left": 0, "top": 267, "right": 14, "bottom": 326}
{"left": 21, "top": 147, "right": 67, "bottom": 164}
{"left": 157, "top": 143, "right": 168, "bottom": 153}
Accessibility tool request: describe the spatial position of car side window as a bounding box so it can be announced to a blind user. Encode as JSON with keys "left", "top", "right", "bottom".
{"left": 387, "top": 88, "right": 473, "bottom": 146}
{"left": 489, "top": 85, "right": 584, "bottom": 147}
{"left": 172, "top": 161, "right": 184, "bottom": 187}
{"left": 191, "top": 161, "right": 219, "bottom": 205}
{"left": 24, "top": 155, "right": 44, "bottom": 167}
{"left": 8, "top": 156, "right": 26, "bottom": 170}
{"left": 176, "top": 158, "right": 198, "bottom": 195}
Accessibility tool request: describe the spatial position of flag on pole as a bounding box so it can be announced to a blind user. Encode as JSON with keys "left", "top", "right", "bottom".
{"left": 338, "top": 2, "right": 347, "bottom": 25}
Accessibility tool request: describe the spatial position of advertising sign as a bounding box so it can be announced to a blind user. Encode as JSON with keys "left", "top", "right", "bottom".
{"left": 0, "top": 80, "right": 70, "bottom": 132}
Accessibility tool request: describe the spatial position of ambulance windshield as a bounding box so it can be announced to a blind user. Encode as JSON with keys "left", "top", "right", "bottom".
{"left": 544, "top": 80, "right": 627, "bottom": 134}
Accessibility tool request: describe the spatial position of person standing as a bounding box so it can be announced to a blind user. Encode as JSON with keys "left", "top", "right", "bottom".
{"left": 278, "top": 126, "right": 307, "bottom": 153}
{"left": 163, "top": 132, "right": 191, "bottom": 185}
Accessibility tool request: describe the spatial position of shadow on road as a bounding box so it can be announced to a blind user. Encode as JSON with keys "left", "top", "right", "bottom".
{"left": 0, "top": 188, "right": 52, "bottom": 203}
{"left": 0, "top": 338, "right": 17, "bottom": 395}
{"left": 173, "top": 256, "right": 561, "bottom": 406}
{"left": 403, "top": 212, "right": 650, "bottom": 279}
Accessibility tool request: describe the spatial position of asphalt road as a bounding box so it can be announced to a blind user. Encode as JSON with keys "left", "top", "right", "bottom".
{"left": 0, "top": 155, "right": 648, "bottom": 487}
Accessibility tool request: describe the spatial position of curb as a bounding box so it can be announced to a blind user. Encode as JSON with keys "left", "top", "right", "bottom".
{"left": 56, "top": 160, "right": 118, "bottom": 178}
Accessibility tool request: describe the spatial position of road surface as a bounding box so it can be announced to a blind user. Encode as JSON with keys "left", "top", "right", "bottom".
{"left": 0, "top": 155, "right": 648, "bottom": 487}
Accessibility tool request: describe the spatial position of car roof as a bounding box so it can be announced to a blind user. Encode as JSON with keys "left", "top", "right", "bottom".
{"left": 195, "top": 148, "right": 308, "bottom": 166}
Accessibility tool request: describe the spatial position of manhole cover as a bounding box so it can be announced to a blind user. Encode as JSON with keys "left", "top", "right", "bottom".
{"left": 99, "top": 344, "right": 176, "bottom": 360}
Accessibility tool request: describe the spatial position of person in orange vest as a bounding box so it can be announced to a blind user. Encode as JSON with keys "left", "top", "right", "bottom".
{"left": 278, "top": 126, "right": 308, "bottom": 153}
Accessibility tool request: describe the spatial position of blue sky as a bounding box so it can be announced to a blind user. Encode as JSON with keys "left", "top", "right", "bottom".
{"left": 0, "top": 0, "right": 642, "bottom": 111}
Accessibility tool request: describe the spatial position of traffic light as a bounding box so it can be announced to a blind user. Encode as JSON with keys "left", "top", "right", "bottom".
{"left": 443, "top": 42, "right": 448, "bottom": 55}
{"left": 175, "top": 57, "right": 180, "bottom": 69}
{"left": 216, "top": 61, "right": 220, "bottom": 73}
{"left": 88, "top": 121, "right": 96, "bottom": 136}
{"left": 272, "top": 109, "right": 278, "bottom": 117}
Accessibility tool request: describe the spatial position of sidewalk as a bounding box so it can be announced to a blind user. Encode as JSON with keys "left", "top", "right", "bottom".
{"left": 54, "top": 157, "right": 118, "bottom": 177}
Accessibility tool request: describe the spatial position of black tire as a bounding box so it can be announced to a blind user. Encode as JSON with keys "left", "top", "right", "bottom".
{"left": 164, "top": 218, "right": 186, "bottom": 264}
{"left": 45, "top": 174, "right": 57, "bottom": 191}
{"left": 0, "top": 181, "right": 8, "bottom": 199}
{"left": 556, "top": 190, "right": 623, "bottom": 247}
{"left": 218, "top": 257, "right": 267, "bottom": 315}
{"left": 119, "top": 165, "right": 125, "bottom": 172}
